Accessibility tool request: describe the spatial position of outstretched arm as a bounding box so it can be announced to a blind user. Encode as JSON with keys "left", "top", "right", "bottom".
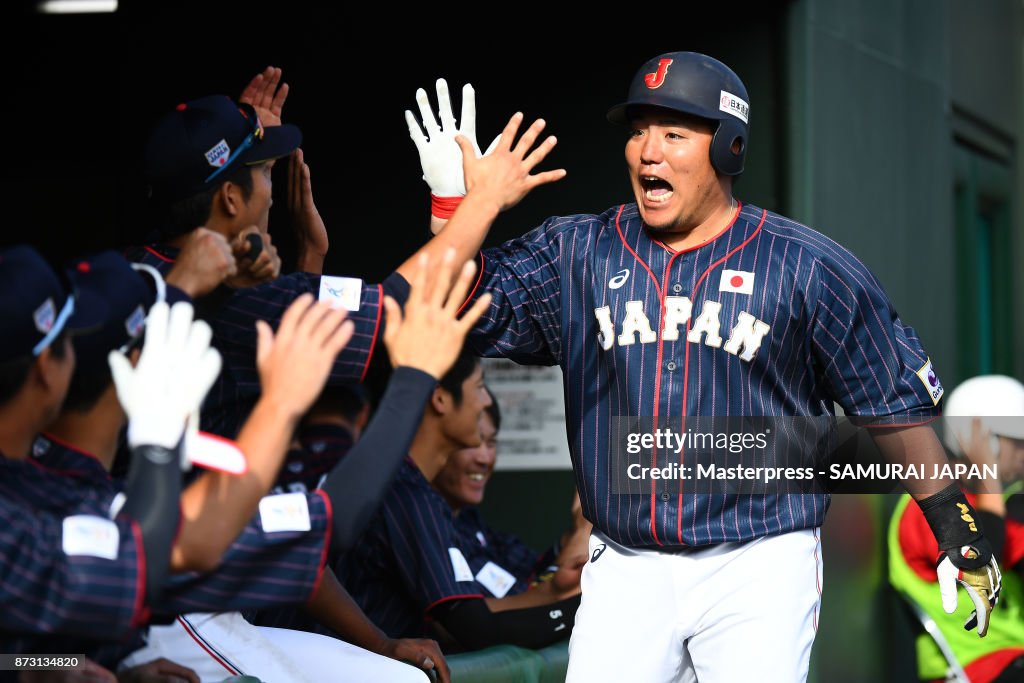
{"left": 395, "top": 101, "right": 565, "bottom": 285}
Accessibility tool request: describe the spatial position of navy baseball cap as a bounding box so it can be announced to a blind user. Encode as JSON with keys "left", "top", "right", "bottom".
{"left": 64, "top": 252, "right": 172, "bottom": 368}
{"left": 144, "top": 95, "right": 302, "bottom": 202}
{"left": 0, "top": 245, "right": 102, "bottom": 361}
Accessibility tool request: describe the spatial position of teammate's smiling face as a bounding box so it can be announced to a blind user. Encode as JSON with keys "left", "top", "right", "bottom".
{"left": 441, "top": 363, "right": 493, "bottom": 450}
{"left": 435, "top": 410, "right": 498, "bottom": 511}
{"left": 625, "top": 107, "right": 725, "bottom": 238}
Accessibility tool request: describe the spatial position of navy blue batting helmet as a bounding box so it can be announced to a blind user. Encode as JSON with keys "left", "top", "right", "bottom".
{"left": 608, "top": 52, "right": 749, "bottom": 176}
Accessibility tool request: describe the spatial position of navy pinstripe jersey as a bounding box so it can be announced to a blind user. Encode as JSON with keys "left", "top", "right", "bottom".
{"left": 451, "top": 507, "right": 554, "bottom": 596}
{"left": 0, "top": 453, "right": 146, "bottom": 650}
{"left": 29, "top": 434, "right": 331, "bottom": 615}
{"left": 336, "top": 459, "right": 485, "bottom": 639}
{"left": 126, "top": 245, "right": 383, "bottom": 438}
{"left": 465, "top": 202, "right": 942, "bottom": 548}
{"left": 271, "top": 423, "right": 355, "bottom": 495}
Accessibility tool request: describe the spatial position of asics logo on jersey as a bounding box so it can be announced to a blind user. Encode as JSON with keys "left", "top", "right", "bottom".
{"left": 591, "top": 543, "right": 607, "bottom": 562}
{"left": 608, "top": 269, "right": 630, "bottom": 290}
{"left": 593, "top": 297, "right": 771, "bottom": 362}
{"left": 644, "top": 58, "right": 673, "bottom": 89}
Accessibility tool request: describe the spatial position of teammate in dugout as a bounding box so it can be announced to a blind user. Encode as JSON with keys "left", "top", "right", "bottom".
{"left": 337, "top": 351, "right": 583, "bottom": 652}
{"left": 130, "top": 67, "right": 562, "bottom": 443}
{"left": 27, "top": 249, "right": 480, "bottom": 682}
{"left": 0, "top": 245, "right": 226, "bottom": 653}
{"left": 434, "top": 388, "right": 591, "bottom": 599}
{"left": 404, "top": 52, "right": 1003, "bottom": 681}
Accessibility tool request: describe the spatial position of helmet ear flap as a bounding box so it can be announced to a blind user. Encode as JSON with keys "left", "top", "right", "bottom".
{"left": 710, "top": 119, "right": 746, "bottom": 176}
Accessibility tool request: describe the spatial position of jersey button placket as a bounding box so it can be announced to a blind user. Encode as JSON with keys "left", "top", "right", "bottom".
{"left": 665, "top": 360, "right": 677, "bottom": 372}
{"left": 671, "top": 283, "right": 683, "bottom": 294}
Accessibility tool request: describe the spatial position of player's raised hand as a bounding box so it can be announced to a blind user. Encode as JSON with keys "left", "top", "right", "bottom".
{"left": 406, "top": 78, "right": 497, "bottom": 199}
{"left": 239, "top": 65, "right": 289, "bottom": 126}
{"left": 381, "top": 638, "right": 451, "bottom": 683}
{"left": 289, "top": 148, "right": 328, "bottom": 273}
{"left": 457, "top": 112, "right": 566, "bottom": 213}
{"left": 109, "top": 301, "right": 222, "bottom": 451}
{"left": 382, "top": 248, "right": 491, "bottom": 379}
{"left": 254, "top": 293, "right": 354, "bottom": 419}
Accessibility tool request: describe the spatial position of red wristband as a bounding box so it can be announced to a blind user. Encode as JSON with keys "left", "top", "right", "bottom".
{"left": 431, "top": 194, "right": 464, "bottom": 219}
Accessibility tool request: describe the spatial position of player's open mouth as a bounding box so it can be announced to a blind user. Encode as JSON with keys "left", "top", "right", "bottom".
{"left": 468, "top": 473, "right": 486, "bottom": 481}
{"left": 640, "top": 176, "right": 673, "bottom": 204}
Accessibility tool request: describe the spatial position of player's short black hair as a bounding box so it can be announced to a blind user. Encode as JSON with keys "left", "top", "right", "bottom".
{"left": 156, "top": 163, "right": 254, "bottom": 240}
{"left": 61, "top": 356, "right": 112, "bottom": 413}
{"left": 438, "top": 347, "right": 481, "bottom": 407}
{"left": 0, "top": 333, "right": 69, "bottom": 408}
{"left": 483, "top": 386, "right": 501, "bottom": 433}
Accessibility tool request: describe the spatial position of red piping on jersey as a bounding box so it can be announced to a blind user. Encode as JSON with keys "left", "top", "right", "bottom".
{"left": 456, "top": 252, "right": 487, "bottom": 316}
{"left": 615, "top": 203, "right": 753, "bottom": 546}
{"left": 651, "top": 204, "right": 745, "bottom": 257}
{"left": 676, "top": 207, "right": 765, "bottom": 544}
{"left": 30, "top": 433, "right": 112, "bottom": 480}
{"left": 176, "top": 615, "right": 242, "bottom": 675}
{"left": 129, "top": 520, "right": 150, "bottom": 627}
{"left": 360, "top": 284, "right": 385, "bottom": 383}
{"left": 143, "top": 245, "right": 176, "bottom": 263}
{"left": 613, "top": 205, "right": 664, "bottom": 300}
{"left": 424, "top": 593, "right": 486, "bottom": 615}
{"left": 613, "top": 204, "right": 665, "bottom": 544}
{"left": 309, "top": 490, "right": 334, "bottom": 602}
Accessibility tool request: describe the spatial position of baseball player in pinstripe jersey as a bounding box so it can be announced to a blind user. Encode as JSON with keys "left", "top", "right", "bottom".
{"left": 406, "top": 52, "right": 1003, "bottom": 682}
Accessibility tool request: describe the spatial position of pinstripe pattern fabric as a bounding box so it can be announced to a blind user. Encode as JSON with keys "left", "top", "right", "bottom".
{"left": 156, "top": 490, "right": 330, "bottom": 615}
{"left": 336, "top": 459, "right": 485, "bottom": 638}
{"left": 28, "top": 435, "right": 331, "bottom": 616}
{"left": 272, "top": 423, "right": 355, "bottom": 495}
{"left": 466, "top": 202, "right": 941, "bottom": 548}
{"left": 126, "top": 245, "right": 381, "bottom": 438}
{"left": 0, "top": 454, "right": 144, "bottom": 649}
{"left": 452, "top": 507, "right": 553, "bottom": 596}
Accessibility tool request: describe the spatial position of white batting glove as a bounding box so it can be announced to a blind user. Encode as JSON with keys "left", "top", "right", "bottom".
{"left": 109, "top": 301, "right": 222, "bottom": 462}
{"left": 405, "top": 78, "right": 497, "bottom": 199}
{"left": 937, "top": 545, "right": 1002, "bottom": 637}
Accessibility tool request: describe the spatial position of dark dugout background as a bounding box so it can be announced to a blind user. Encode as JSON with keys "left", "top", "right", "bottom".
{"left": 4, "top": 5, "right": 788, "bottom": 278}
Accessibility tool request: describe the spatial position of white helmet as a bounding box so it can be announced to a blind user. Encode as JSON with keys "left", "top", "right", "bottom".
{"left": 942, "top": 374, "right": 1024, "bottom": 455}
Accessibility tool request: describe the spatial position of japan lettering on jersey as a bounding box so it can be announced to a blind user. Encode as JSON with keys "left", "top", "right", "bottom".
{"left": 465, "top": 202, "right": 941, "bottom": 548}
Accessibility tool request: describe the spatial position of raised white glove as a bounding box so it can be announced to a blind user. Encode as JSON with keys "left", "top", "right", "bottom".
{"left": 406, "top": 78, "right": 496, "bottom": 197}
{"left": 109, "top": 301, "right": 222, "bottom": 458}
